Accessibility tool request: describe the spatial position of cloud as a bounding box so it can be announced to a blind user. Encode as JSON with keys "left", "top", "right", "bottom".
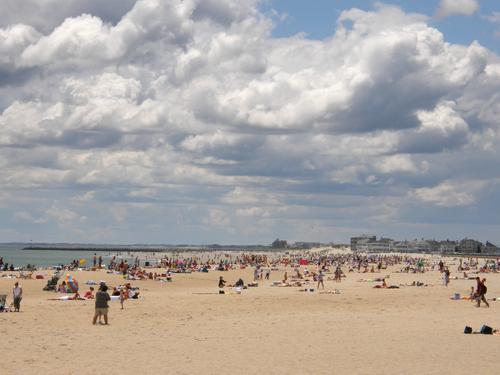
{"left": 436, "top": 0, "right": 479, "bottom": 19}
{"left": 396, "top": 101, "right": 470, "bottom": 153}
{"left": 0, "top": 1, "right": 498, "bottom": 243}
{"left": 0, "top": 0, "right": 138, "bottom": 34}
{"left": 412, "top": 180, "right": 487, "bottom": 207}
{"left": 12, "top": 211, "right": 46, "bottom": 223}
{"left": 484, "top": 11, "right": 500, "bottom": 38}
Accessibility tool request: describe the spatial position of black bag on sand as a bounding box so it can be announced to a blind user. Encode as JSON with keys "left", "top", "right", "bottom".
{"left": 480, "top": 325, "right": 493, "bottom": 335}
{"left": 464, "top": 326, "right": 472, "bottom": 334}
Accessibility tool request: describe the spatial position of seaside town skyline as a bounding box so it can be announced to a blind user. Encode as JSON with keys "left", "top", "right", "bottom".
{"left": 3, "top": 233, "right": 499, "bottom": 254}
{"left": 1, "top": 0, "right": 500, "bottom": 245}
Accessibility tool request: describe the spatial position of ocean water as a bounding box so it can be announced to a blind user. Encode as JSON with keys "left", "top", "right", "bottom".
{"left": 0, "top": 244, "right": 135, "bottom": 268}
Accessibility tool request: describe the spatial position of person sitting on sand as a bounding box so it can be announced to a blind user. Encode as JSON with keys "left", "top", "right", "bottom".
{"left": 70, "top": 292, "right": 82, "bottom": 300}
{"left": 295, "top": 268, "right": 303, "bottom": 279}
{"left": 127, "top": 286, "right": 139, "bottom": 299}
{"left": 374, "top": 279, "right": 388, "bottom": 289}
{"left": 235, "top": 278, "right": 244, "bottom": 288}
{"left": 58, "top": 281, "right": 67, "bottom": 293}
{"left": 84, "top": 287, "right": 95, "bottom": 299}
{"left": 218, "top": 276, "right": 226, "bottom": 289}
{"left": 468, "top": 286, "right": 476, "bottom": 301}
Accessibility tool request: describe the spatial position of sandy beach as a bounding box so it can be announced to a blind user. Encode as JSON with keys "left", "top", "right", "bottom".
{"left": 1, "top": 250, "right": 499, "bottom": 375}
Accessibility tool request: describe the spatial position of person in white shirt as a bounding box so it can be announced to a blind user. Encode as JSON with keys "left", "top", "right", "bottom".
{"left": 13, "top": 282, "right": 23, "bottom": 312}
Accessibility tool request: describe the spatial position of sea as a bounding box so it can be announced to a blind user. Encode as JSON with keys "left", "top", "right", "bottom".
{"left": 0, "top": 244, "right": 139, "bottom": 268}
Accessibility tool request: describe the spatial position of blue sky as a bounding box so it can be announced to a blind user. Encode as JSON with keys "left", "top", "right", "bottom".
{"left": 0, "top": 0, "right": 499, "bottom": 245}
{"left": 263, "top": 0, "right": 500, "bottom": 53}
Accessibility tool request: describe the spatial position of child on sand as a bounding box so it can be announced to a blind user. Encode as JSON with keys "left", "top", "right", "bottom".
{"left": 120, "top": 287, "right": 126, "bottom": 310}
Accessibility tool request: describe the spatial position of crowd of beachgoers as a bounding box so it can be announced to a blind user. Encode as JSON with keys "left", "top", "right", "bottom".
{"left": 1, "top": 249, "right": 500, "bottom": 330}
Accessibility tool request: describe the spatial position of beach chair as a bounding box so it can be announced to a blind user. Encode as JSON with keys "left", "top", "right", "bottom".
{"left": 43, "top": 275, "right": 60, "bottom": 291}
{"left": 0, "top": 294, "right": 6, "bottom": 312}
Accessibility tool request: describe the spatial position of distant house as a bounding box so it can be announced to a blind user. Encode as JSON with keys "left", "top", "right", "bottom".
{"left": 483, "top": 241, "right": 500, "bottom": 254}
{"left": 350, "top": 235, "right": 376, "bottom": 251}
{"left": 351, "top": 236, "right": 394, "bottom": 252}
{"left": 271, "top": 238, "right": 288, "bottom": 249}
{"left": 439, "top": 240, "right": 458, "bottom": 253}
{"left": 292, "top": 242, "right": 321, "bottom": 249}
{"left": 457, "top": 238, "right": 483, "bottom": 254}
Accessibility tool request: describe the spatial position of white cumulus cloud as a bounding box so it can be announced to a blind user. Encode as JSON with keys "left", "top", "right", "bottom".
{"left": 436, "top": 0, "right": 479, "bottom": 19}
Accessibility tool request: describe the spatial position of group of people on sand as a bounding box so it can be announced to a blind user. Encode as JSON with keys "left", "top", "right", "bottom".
{"left": 218, "top": 276, "right": 245, "bottom": 291}
{"left": 91, "top": 281, "right": 138, "bottom": 325}
{"left": 0, "top": 281, "right": 23, "bottom": 312}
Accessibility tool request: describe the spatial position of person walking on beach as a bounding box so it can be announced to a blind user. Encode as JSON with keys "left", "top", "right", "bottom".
{"left": 93, "top": 283, "right": 111, "bottom": 325}
{"left": 443, "top": 267, "right": 450, "bottom": 287}
{"left": 12, "top": 282, "right": 23, "bottom": 312}
{"left": 476, "top": 278, "right": 489, "bottom": 308}
{"left": 119, "top": 287, "right": 126, "bottom": 310}
{"left": 93, "top": 254, "right": 97, "bottom": 268}
{"left": 98, "top": 255, "right": 102, "bottom": 269}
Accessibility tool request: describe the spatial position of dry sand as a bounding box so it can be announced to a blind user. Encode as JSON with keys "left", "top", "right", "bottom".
{"left": 1, "top": 257, "right": 500, "bottom": 375}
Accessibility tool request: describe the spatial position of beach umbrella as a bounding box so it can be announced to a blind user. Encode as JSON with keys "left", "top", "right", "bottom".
{"left": 66, "top": 275, "right": 79, "bottom": 293}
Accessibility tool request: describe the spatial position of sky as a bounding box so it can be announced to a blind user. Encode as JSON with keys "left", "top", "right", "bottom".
{"left": 0, "top": 0, "right": 499, "bottom": 245}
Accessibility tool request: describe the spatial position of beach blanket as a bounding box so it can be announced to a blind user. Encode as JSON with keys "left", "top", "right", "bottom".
{"left": 319, "top": 289, "right": 342, "bottom": 295}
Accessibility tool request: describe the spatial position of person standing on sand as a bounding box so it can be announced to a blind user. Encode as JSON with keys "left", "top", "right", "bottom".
{"left": 93, "top": 284, "right": 111, "bottom": 325}
{"left": 265, "top": 268, "right": 271, "bottom": 280}
{"left": 93, "top": 254, "right": 97, "bottom": 268}
{"left": 98, "top": 255, "right": 102, "bottom": 269}
{"left": 12, "top": 282, "right": 23, "bottom": 312}
{"left": 317, "top": 270, "right": 325, "bottom": 290}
